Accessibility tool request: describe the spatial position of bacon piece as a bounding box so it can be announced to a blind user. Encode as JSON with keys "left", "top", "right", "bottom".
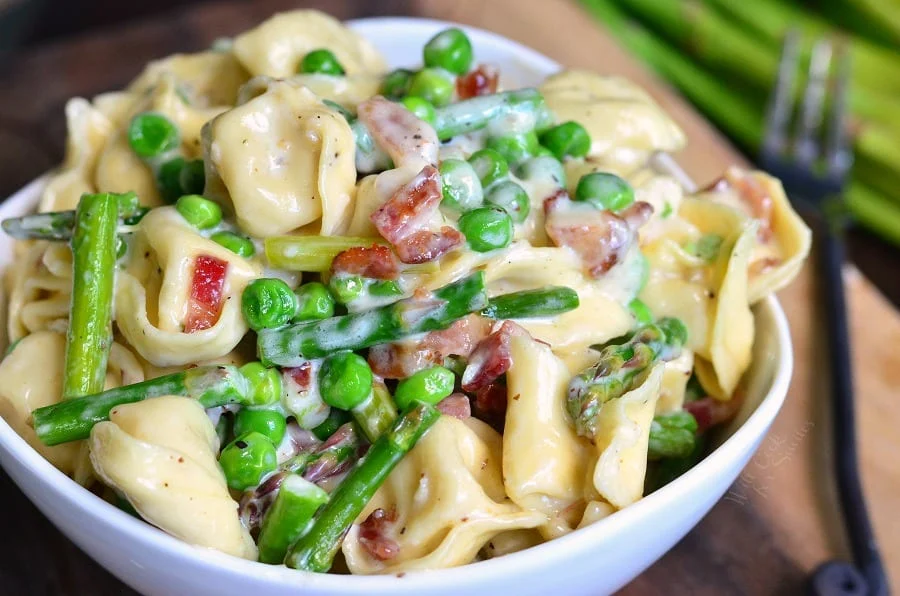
{"left": 357, "top": 95, "right": 439, "bottom": 168}
{"left": 462, "top": 321, "right": 528, "bottom": 392}
{"left": 704, "top": 168, "right": 774, "bottom": 242}
{"left": 304, "top": 423, "right": 361, "bottom": 484}
{"left": 285, "top": 362, "right": 312, "bottom": 389}
{"left": 436, "top": 393, "right": 472, "bottom": 419}
{"left": 330, "top": 244, "right": 399, "bottom": 280}
{"left": 749, "top": 256, "right": 781, "bottom": 276}
{"left": 184, "top": 254, "right": 228, "bottom": 333}
{"left": 472, "top": 382, "right": 507, "bottom": 431}
{"left": 358, "top": 507, "right": 400, "bottom": 561}
{"left": 684, "top": 394, "right": 743, "bottom": 434}
{"left": 368, "top": 315, "right": 492, "bottom": 378}
{"left": 544, "top": 190, "right": 652, "bottom": 278}
{"left": 456, "top": 64, "right": 499, "bottom": 99}
{"left": 394, "top": 227, "right": 464, "bottom": 264}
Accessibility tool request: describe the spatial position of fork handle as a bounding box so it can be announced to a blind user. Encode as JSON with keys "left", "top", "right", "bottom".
{"left": 812, "top": 226, "right": 888, "bottom": 596}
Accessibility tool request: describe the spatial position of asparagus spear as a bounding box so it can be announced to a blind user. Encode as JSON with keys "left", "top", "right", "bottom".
{"left": 285, "top": 401, "right": 440, "bottom": 572}
{"left": 432, "top": 88, "right": 551, "bottom": 141}
{"left": 568, "top": 317, "right": 688, "bottom": 439}
{"left": 645, "top": 434, "right": 708, "bottom": 493}
{"left": 32, "top": 365, "right": 251, "bottom": 446}
{"left": 257, "top": 474, "right": 329, "bottom": 565}
{"left": 648, "top": 411, "right": 698, "bottom": 459}
{"left": 351, "top": 382, "right": 398, "bottom": 443}
{"left": 2, "top": 192, "right": 146, "bottom": 241}
{"left": 62, "top": 193, "right": 118, "bottom": 400}
{"left": 281, "top": 422, "right": 363, "bottom": 481}
{"left": 265, "top": 235, "right": 438, "bottom": 274}
{"left": 481, "top": 286, "right": 580, "bottom": 319}
{"left": 258, "top": 272, "right": 488, "bottom": 365}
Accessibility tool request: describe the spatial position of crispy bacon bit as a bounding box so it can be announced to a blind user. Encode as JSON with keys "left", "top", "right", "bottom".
{"left": 472, "top": 382, "right": 507, "bottom": 431}
{"left": 436, "top": 393, "right": 472, "bottom": 419}
{"left": 359, "top": 508, "right": 400, "bottom": 561}
{"left": 370, "top": 165, "right": 463, "bottom": 263}
{"left": 544, "top": 191, "right": 652, "bottom": 278}
{"left": 184, "top": 255, "right": 228, "bottom": 333}
{"left": 304, "top": 423, "right": 360, "bottom": 483}
{"left": 684, "top": 393, "right": 743, "bottom": 434}
{"left": 285, "top": 362, "right": 312, "bottom": 389}
{"left": 331, "top": 244, "right": 399, "bottom": 280}
{"left": 706, "top": 168, "right": 774, "bottom": 242}
{"left": 462, "top": 321, "right": 528, "bottom": 392}
{"left": 456, "top": 64, "right": 499, "bottom": 99}
{"left": 369, "top": 315, "right": 493, "bottom": 378}
{"left": 357, "top": 96, "right": 439, "bottom": 167}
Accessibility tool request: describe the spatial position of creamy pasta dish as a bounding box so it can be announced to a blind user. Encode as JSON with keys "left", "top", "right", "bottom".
{"left": 0, "top": 11, "right": 810, "bottom": 573}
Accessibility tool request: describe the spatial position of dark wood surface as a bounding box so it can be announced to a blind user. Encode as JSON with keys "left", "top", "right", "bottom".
{"left": 0, "top": 1, "right": 897, "bottom": 594}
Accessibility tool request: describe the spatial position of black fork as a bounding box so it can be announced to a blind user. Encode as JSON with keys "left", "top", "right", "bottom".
{"left": 759, "top": 31, "right": 888, "bottom": 596}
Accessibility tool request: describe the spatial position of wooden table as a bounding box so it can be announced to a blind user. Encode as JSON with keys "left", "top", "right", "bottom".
{"left": 0, "top": 0, "right": 897, "bottom": 594}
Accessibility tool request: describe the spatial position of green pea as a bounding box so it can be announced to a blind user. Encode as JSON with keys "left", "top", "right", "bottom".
{"left": 574, "top": 172, "right": 635, "bottom": 211}
{"left": 468, "top": 148, "right": 509, "bottom": 188}
{"left": 517, "top": 155, "right": 566, "bottom": 189}
{"left": 440, "top": 158, "right": 484, "bottom": 212}
{"left": 534, "top": 145, "right": 555, "bottom": 158}
{"left": 127, "top": 112, "right": 180, "bottom": 158}
{"left": 211, "top": 231, "right": 255, "bottom": 257}
{"left": 394, "top": 366, "right": 455, "bottom": 410}
{"left": 156, "top": 157, "right": 187, "bottom": 204}
{"left": 408, "top": 68, "right": 455, "bottom": 107}
{"left": 294, "top": 282, "right": 335, "bottom": 321}
{"left": 234, "top": 409, "right": 287, "bottom": 445}
{"left": 458, "top": 206, "right": 513, "bottom": 253}
{"left": 539, "top": 121, "right": 591, "bottom": 160}
{"left": 486, "top": 131, "right": 539, "bottom": 166}
{"left": 400, "top": 96, "right": 436, "bottom": 127}
{"left": 239, "top": 362, "right": 283, "bottom": 406}
{"left": 311, "top": 407, "right": 351, "bottom": 441}
{"left": 381, "top": 68, "right": 414, "bottom": 99}
{"left": 628, "top": 298, "right": 653, "bottom": 325}
{"left": 328, "top": 275, "right": 365, "bottom": 305}
{"left": 369, "top": 280, "right": 403, "bottom": 298}
{"left": 179, "top": 158, "right": 205, "bottom": 195}
{"left": 175, "top": 195, "right": 222, "bottom": 230}
{"left": 485, "top": 180, "right": 530, "bottom": 223}
{"left": 242, "top": 278, "right": 299, "bottom": 330}
{"left": 218, "top": 432, "right": 278, "bottom": 491}
{"left": 298, "top": 49, "right": 345, "bottom": 75}
{"left": 318, "top": 351, "right": 374, "bottom": 410}
{"left": 423, "top": 27, "right": 473, "bottom": 75}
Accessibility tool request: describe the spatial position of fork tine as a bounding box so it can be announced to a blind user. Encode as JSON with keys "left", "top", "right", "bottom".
{"left": 763, "top": 29, "right": 801, "bottom": 157}
{"left": 825, "top": 42, "right": 853, "bottom": 179}
{"left": 794, "top": 39, "right": 833, "bottom": 166}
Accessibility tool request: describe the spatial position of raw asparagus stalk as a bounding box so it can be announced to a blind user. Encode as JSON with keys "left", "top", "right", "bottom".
{"left": 2, "top": 192, "right": 145, "bottom": 241}
{"left": 648, "top": 410, "right": 698, "bottom": 459}
{"left": 32, "top": 365, "right": 251, "bottom": 446}
{"left": 258, "top": 272, "right": 488, "bottom": 365}
{"left": 482, "top": 286, "right": 580, "bottom": 319}
{"left": 257, "top": 474, "right": 329, "bottom": 564}
{"left": 350, "top": 382, "right": 398, "bottom": 443}
{"left": 568, "top": 317, "right": 688, "bottom": 439}
{"left": 285, "top": 401, "right": 440, "bottom": 572}
{"left": 62, "top": 193, "right": 118, "bottom": 399}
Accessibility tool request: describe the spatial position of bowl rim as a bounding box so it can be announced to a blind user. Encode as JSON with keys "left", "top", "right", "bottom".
{"left": 0, "top": 15, "right": 794, "bottom": 591}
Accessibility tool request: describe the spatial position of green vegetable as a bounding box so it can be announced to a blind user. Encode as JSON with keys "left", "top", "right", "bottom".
{"left": 156, "top": 157, "right": 187, "bottom": 204}
{"left": 215, "top": 412, "right": 233, "bottom": 447}
{"left": 311, "top": 408, "right": 352, "bottom": 441}
{"left": 648, "top": 411, "right": 698, "bottom": 459}
{"left": 517, "top": 155, "right": 566, "bottom": 189}
{"left": 486, "top": 131, "right": 540, "bottom": 166}
{"left": 485, "top": 180, "right": 530, "bottom": 223}
{"left": 219, "top": 431, "right": 278, "bottom": 491}
{"left": 468, "top": 148, "right": 509, "bottom": 188}
{"left": 645, "top": 434, "right": 707, "bottom": 493}
{"left": 299, "top": 49, "right": 345, "bottom": 75}
{"left": 408, "top": 68, "right": 455, "bottom": 107}
{"left": 440, "top": 158, "right": 484, "bottom": 212}
{"left": 175, "top": 195, "right": 221, "bottom": 229}
{"left": 211, "top": 231, "right": 254, "bottom": 257}
{"left": 242, "top": 278, "right": 299, "bottom": 331}
{"left": 432, "top": 89, "right": 548, "bottom": 141}
{"left": 423, "top": 27, "right": 473, "bottom": 75}
{"left": 327, "top": 275, "right": 365, "bottom": 305}
{"left": 691, "top": 234, "right": 724, "bottom": 262}
{"left": 458, "top": 206, "right": 513, "bottom": 252}
{"left": 394, "top": 366, "right": 455, "bottom": 410}
{"left": 286, "top": 401, "right": 440, "bottom": 572}
{"left": 2, "top": 192, "right": 145, "bottom": 241}
{"left": 238, "top": 362, "right": 282, "bottom": 406}
{"left": 574, "top": 172, "right": 635, "bottom": 211}
{"left": 258, "top": 272, "right": 488, "bottom": 365}
{"left": 257, "top": 475, "right": 329, "bottom": 564}
{"left": 127, "top": 112, "right": 180, "bottom": 158}
{"left": 234, "top": 409, "right": 287, "bottom": 446}
{"left": 351, "top": 381, "right": 398, "bottom": 443}
{"left": 33, "top": 365, "right": 252, "bottom": 446}
{"left": 264, "top": 236, "right": 386, "bottom": 272}
{"left": 294, "top": 282, "right": 336, "bottom": 321}
{"left": 539, "top": 121, "right": 592, "bottom": 160}
{"left": 370, "top": 280, "right": 402, "bottom": 298}
{"left": 628, "top": 298, "right": 654, "bottom": 325}
{"left": 482, "top": 286, "right": 580, "bottom": 319}
{"left": 62, "top": 193, "right": 118, "bottom": 399}
{"left": 380, "top": 68, "right": 414, "bottom": 99}
{"left": 318, "top": 352, "right": 374, "bottom": 410}
{"left": 568, "top": 317, "right": 688, "bottom": 439}
{"left": 400, "top": 96, "right": 436, "bottom": 126}
{"left": 178, "top": 158, "right": 205, "bottom": 196}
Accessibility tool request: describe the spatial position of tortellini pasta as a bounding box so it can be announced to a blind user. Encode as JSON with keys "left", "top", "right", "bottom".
{"left": 127, "top": 51, "right": 250, "bottom": 107}
{"left": 5, "top": 240, "right": 71, "bottom": 341}
{"left": 90, "top": 396, "right": 257, "bottom": 559}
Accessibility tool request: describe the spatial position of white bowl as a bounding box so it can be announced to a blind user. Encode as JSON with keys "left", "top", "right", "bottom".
{"left": 0, "top": 17, "right": 794, "bottom": 596}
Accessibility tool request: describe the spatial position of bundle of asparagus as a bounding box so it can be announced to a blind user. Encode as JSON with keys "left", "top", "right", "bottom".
{"left": 580, "top": 0, "right": 900, "bottom": 245}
